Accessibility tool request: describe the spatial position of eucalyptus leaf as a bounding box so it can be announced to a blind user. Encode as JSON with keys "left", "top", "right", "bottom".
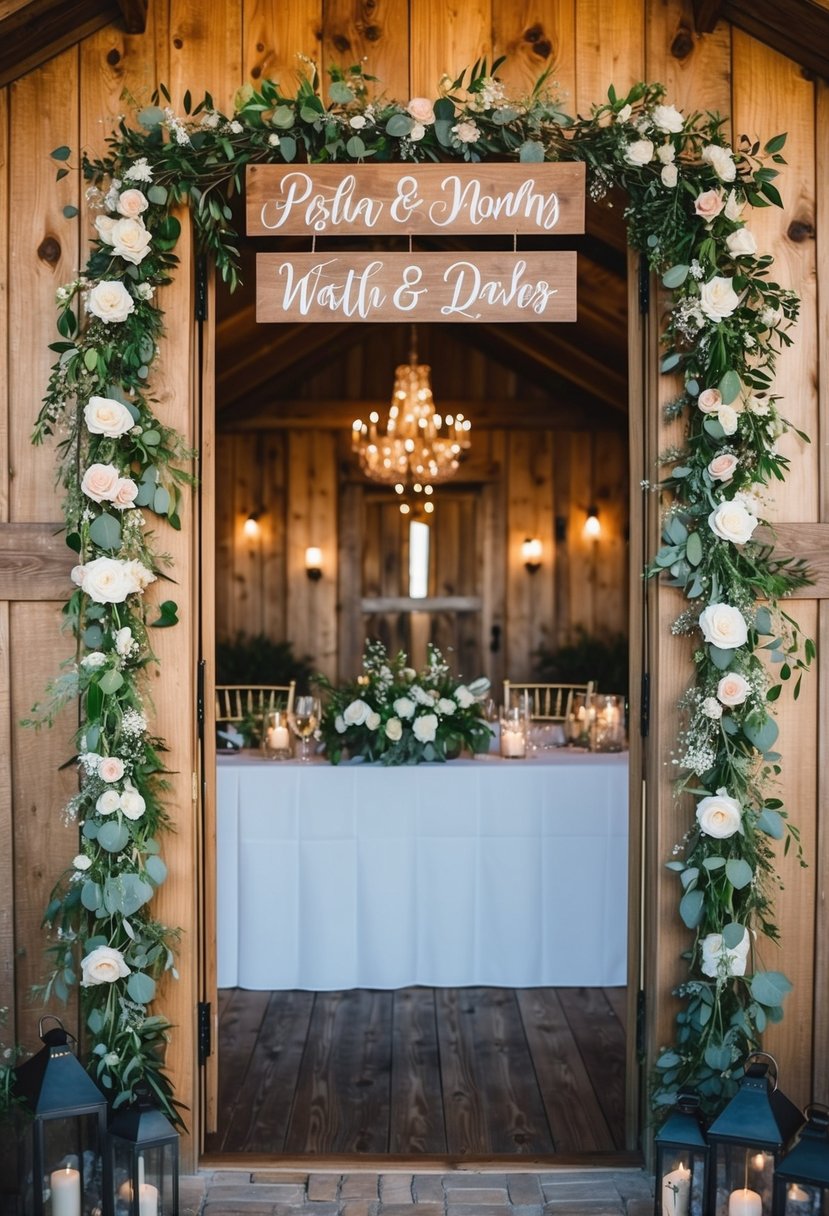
{"left": 83, "top": 624, "right": 104, "bottom": 649}
{"left": 81, "top": 881, "right": 102, "bottom": 912}
{"left": 386, "top": 113, "right": 414, "bottom": 137}
{"left": 662, "top": 264, "right": 689, "bottom": 289}
{"left": 756, "top": 808, "right": 785, "bottom": 839}
{"left": 679, "top": 887, "right": 705, "bottom": 929}
{"left": 718, "top": 369, "right": 742, "bottom": 404}
{"left": 153, "top": 485, "right": 171, "bottom": 515}
{"left": 754, "top": 606, "right": 773, "bottom": 635}
{"left": 346, "top": 135, "right": 366, "bottom": 158}
{"left": 279, "top": 136, "right": 296, "bottom": 162}
{"left": 703, "top": 417, "right": 726, "bottom": 440}
{"left": 686, "top": 531, "right": 703, "bottom": 567}
{"left": 722, "top": 921, "right": 747, "bottom": 949}
{"left": 88, "top": 513, "right": 122, "bottom": 552}
{"left": 434, "top": 119, "right": 454, "bottom": 147}
{"left": 329, "top": 81, "right": 354, "bottom": 104}
{"left": 127, "top": 971, "right": 156, "bottom": 1004}
{"left": 144, "top": 855, "right": 168, "bottom": 886}
{"left": 750, "top": 970, "right": 792, "bottom": 1008}
{"left": 147, "top": 185, "right": 168, "bottom": 205}
{"left": 743, "top": 714, "right": 779, "bottom": 753}
{"left": 725, "top": 858, "right": 753, "bottom": 890}
{"left": 99, "top": 669, "right": 124, "bottom": 695}
{"left": 702, "top": 856, "right": 726, "bottom": 871}
{"left": 272, "top": 106, "right": 295, "bottom": 129}
{"left": 519, "top": 140, "right": 545, "bottom": 163}
{"left": 82, "top": 820, "right": 99, "bottom": 841}
{"left": 142, "top": 428, "right": 161, "bottom": 446}
{"left": 709, "top": 645, "right": 734, "bottom": 671}
{"left": 97, "top": 821, "right": 130, "bottom": 853}
{"left": 138, "top": 106, "right": 165, "bottom": 128}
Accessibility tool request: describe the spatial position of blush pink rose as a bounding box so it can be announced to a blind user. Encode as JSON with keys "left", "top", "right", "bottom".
{"left": 698, "top": 387, "right": 723, "bottom": 414}
{"left": 694, "top": 189, "right": 725, "bottom": 221}
{"left": 98, "top": 756, "right": 125, "bottom": 783}
{"left": 708, "top": 453, "right": 738, "bottom": 482}
{"left": 81, "top": 463, "right": 120, "bottom": 503}
{"left": 406, "top": 97, "right": 436, "bottom": 125}
{"left": 116, "top": 188, "right": 149, "bottom": 218}
{"left": 112, "top": 477, "right": 139, "bottom": 509}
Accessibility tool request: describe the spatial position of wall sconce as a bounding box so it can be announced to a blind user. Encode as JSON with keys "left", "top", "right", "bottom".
{"left": 305, "top": 546, "right": 323, "bottom": 581}
{"left": 584, "top": 506, "right": 601, "bottom": 538}
{"left": 243, "top": 510, "right": 262, "bottom": 539}
{"left": 521, "top": 537, "right": 543, "bottom": 573}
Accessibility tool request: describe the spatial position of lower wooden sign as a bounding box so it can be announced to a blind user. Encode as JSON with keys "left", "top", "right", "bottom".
{"left": 256, "top": 251, "right": 576, "bottom": 323}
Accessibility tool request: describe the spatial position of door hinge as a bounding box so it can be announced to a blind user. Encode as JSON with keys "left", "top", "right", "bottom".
{"left": 638, "top": 255, "right": 650, "bottom": 315}
{"left": 197, "top": 1001, "right": 212, "bottom": 1065}
{"left": 636, "top": 989, "right": 646, "bottom": 1060}
{"left": 640, "top": 671, "right": 650, "bottom": 737}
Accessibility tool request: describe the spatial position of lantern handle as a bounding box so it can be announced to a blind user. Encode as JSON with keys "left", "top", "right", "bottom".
{"left": 746, "top": 1050, "right": 778, "bottom": 1091}
{"left": 38, "top": 1014, "right": 77, "bottom": 1044}
{"left": 804, "top": 1102, "right": 829, "bottom": 1124}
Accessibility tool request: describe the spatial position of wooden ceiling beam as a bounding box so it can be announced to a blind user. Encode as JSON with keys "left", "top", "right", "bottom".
{"left": 0, "top": 0, "right": 122, "bottom": 86}
{"left": 114, "top": 0, "right": 146, "bottom": 33}
{"left": 693, "top": 0, "right": 829, "bottom": 80}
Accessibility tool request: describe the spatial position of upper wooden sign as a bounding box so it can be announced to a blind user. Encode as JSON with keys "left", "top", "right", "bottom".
{"left": 246, "top": 162, "right": 585, "bottom": 237}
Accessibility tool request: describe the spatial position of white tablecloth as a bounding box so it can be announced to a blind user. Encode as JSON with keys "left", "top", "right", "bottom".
{"left": 216, "top": 751, "right": 628, "bottom": 990}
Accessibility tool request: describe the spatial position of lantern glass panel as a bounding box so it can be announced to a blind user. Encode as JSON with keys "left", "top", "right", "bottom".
{"left": 779, "top": 1182, "right": 826, "bottom": 1215}
{"left": 18, "top": 1112, "right": 105, "bottom": 1216}
{"left": 657, "top": 1150, "right": 706, "bottom": 1215}
{"left": 111, "top": 1141, "right": 177, "bottom": 1216}
{"left": 711, "top": 1145, "right": 775, "bottom": 1215}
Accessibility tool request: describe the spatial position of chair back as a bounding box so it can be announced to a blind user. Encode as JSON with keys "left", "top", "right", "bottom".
{"left": 215, "top": 682, "right": 296, "bottom": 722}
{"left": 502, "top": 680, "right": 595, "bottom": 722}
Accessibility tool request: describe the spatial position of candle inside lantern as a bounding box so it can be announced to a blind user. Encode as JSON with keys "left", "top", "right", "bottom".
{"left": 50, "top": 1167, "right": 81, "bottom": 1216}
{"left": 138, "top": 1183, "right": 159, "bottom": 1216}
{"left": 661, "top": 1163, "right": 691, "bottom": 1216}
{"left": 728, "top": 1189, "right": 762, "bottom": 1216}
{"left": 267, "top": 724, "right": 290, "bottom": 750}
{"left": 500, "top": 729, "right": 526, "bottom": 759}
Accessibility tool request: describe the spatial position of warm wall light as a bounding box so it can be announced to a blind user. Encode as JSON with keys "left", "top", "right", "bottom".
{"left": 521, "top": 537, "right": 543, "bottom": 573}
{"left": 243, "top": 511, "right": 262, "bottom": 539}
{"left": 584, "top": 506, "right": 601, "bottom": 538}
{"left": 305, "top": 546, "right": 323, "bottom": 581}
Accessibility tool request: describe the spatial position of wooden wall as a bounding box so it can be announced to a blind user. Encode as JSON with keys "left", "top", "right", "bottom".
{"left": 214, "top": 423, "right": 628, "bottom": 684}
{"left": 0, "top": 0, "right": 825, "bottom": 1168}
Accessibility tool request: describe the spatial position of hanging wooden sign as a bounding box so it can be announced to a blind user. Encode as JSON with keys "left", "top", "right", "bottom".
{"left": 247, "top": 162, "right": 585, "bottom": 236}
{"left": 255, "top": 251, "right": 576, "bottom": 323}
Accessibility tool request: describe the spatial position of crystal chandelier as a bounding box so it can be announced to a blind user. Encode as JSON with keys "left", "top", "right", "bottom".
{"left": 351, "top": 328, "right": 471, "bottom": 514}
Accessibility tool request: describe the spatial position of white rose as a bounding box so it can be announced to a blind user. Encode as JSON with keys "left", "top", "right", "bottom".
{"left": 454, "top": 685, "right": 475, "bottom": 709}
{"left": 699, "top": 603, "right": 748, "bottom": 650}
{"left": 724, "top": 190, "right": 745, "bottom": 221}
{"left": 71, "top": 565, "right": 84, "bottom": 586}
{"left": 78, "top": 557, "right": 135, "bottom": 604}
{"left": 412, "top": 713, "right": 438, "bottom": 744}
{"left": 73, "top": 854, "right": 93, "bottom": 871}
{"left": 120, "top": 784, "right": 146, "bottom": 820}
{"left": 697, "top": 387, "right": 723, "bottom": 414}
{"left": 81, "top": 945, "right": 131, "bottom": 987}
{"left": 81, "top": 651, "right": 107, "bottom": 669}
{"left": 81, "top": 462, "right": 121, "bottom": 503}
{"left": 343, "top": 699, "right": 370, "bottom": 726}
{"left": 702, "top": 696, "right": 723, "bottom": 719}
{"left": 112, "top": 477, "right": 139, "bottom": 509}
{"left": 349, "top": 115, "right": 367, "bottom": 129}
{"left": 393, "top": 696, "right": 416, "bottom": 720}
{"left": 98, "top": 755, "right": 125, "bottom": 783}
{"left": 402, "top": 667, "right": 417, "bottom": 681}
{"left": 708, "top": 453, "right": 738, "bottom": 482}
{"left": 437, "top": 698, "right": 456, "bottom": 715}
{"left": 700, "top": 928, "right": 749, "bottom": 979}
{"left": 708, "top": 499, "right": 758, "bottom": 545}
{"left": 96, "top": 789, "right": 122, "bottom": 816}
{"left": 452, "top": 120, "right": 480, "bottom": 144}
{"left": 409, "top": 122, "right": 426, "bottom": 142}
{"left": 652, "top": 103, "right": 684, "bottom": 133}
{"left": 696, "top": 788, "right": 742, "bottom": 838}
{"left": 407, "top": 97, "right": 436, "bottom": 125}
{"left": 110, "top": 217, "right": 152, "bottom": 265}
{"left": 366, "top": 711, "right": 381, "bottom": 730}
{"left": 410, "top": 685, "right": 434, "bottom": 706}
{"left": 334, "top": 714, "right": 346, "bottom": 734}
{"left": 95, "top": 215, "right": 117, "bottom": 245}
{"left": 122, "top": 560, "right": 156, "bottom": 591}
{"left": 717, "top": 672, "right": 750, "bottom": 706}
{"left": 718, "top": 405, "right": 739, "bottom": 435}
{"left": 116, "top": 188, "right": 149, "bottom": 218}
{"left": 656, "top": 142, "right": 676, "bottom": 164}
{"left": 726, "top": 227, "right": 757, "bottom": 258}
{"left": 702, "top": 143, "right": 737, "bottom": 182}
{"left": 699, "top": 276, "right": 740, "bottom": 322}
{"left": 385, "top": 717, "right": 403, "bottom": 741}
{"left": 625, "top": 138, "right": 654, "bottom": 165}
{"left": 660, "top": 164, "right": 678, "bottom": 188}
{"left": 87, "top": 280, "right": 135, "bottom": 324}
{"left": 84, "top": 395, "right": 134, "bottom": 437}
{"left": 115, "top": 626, "right": 133, "bottom": 656}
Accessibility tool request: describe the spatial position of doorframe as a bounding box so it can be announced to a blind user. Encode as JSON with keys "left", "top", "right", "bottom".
{"left": 195, "top": 250, "right": 652, "bottom": 1161}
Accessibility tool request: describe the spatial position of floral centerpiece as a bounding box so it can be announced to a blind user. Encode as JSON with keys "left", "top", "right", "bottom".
{"left": 317, "top": 641, "right": 491, "bottom": 765}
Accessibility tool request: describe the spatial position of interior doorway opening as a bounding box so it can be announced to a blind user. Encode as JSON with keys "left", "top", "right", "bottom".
{"left": 202, "top": 210, "right": 641, "bottom": 1161}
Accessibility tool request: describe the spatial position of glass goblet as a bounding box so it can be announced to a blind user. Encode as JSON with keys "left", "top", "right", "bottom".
{"left": 288, "top": 696, "right": 321, "bottom": 763}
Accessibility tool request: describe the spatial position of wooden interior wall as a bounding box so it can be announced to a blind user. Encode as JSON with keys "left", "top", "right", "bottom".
{"left": 214, "top": 423, "right": 629, "bottom": 686}
{"left": 0, "top": 0, "right": 824, "bottom": 1168}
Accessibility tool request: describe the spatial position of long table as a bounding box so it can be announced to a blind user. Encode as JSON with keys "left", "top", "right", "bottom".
{"left": 216, "top": 751, "right": 628, "bottom": 990}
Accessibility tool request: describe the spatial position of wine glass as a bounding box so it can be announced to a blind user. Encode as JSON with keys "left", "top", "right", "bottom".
{"left": 288, "top": 695, "right": 321, "bottom": 763}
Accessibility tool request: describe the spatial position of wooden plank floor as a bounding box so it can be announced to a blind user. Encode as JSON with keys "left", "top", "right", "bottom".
{"left": 206, "top": 987, "right": 627, "bottom": 1157}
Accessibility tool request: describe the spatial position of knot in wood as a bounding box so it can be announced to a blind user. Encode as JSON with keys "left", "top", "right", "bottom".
{"left": 524, "top": 23, "right": 542, "bottom": 42}
{"left": 533, "top": 38, "right": 552, "bottom": 57}
{"left": 106, "top": 47, "right": 121, "bottom": 66}
{"left": 671, "top": 27, "right": 695, "bottom": 59}
{"left": 787, "top": 219, "right": 815, "bottom": 243}
{"left": 251, "top": 65, "right": 262, "bottom": 79}
{"left": 364, "top": 24, "right": 381, "bottom": 41}
{"left": 333, "top": 33, "right": 350, "bottom": 53}
{"left": 37, "top": 236, "right": 61, "bottom": 265}
{"left": 173, "top": 35, "right": 184, "bottom": 49}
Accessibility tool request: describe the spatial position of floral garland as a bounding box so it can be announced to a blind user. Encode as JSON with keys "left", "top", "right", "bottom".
{"left": 30, "top": 60, "right": 810, "bottom": 1122}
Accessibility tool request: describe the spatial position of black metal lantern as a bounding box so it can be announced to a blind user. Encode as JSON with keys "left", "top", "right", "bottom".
{"left": 772, "top": 1104, "right": 829, "bottom": 1216}
{"left": 13, "top": 1016, "right": 109, "bottom": 1216}
{"left": 106, "top": 1085, "right": 179, "bottom": 1216}
{"left": 706, "top": 1053, "right": 804, "bottom": 1216}
{"left": 654, "top": 1091, "right": 709, "bottom": 1216}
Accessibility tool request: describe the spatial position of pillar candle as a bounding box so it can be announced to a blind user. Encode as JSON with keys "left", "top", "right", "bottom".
{"left": 500, "top": 729, "right": 525, "bottom": 758}
{"left": 267, "top": 725, "right": 290, "bottom": 750}
{"left": 661, "top": 1163, "right": 691, "bottom": 1216}
{"left": 728, "top": 1189, "right": 762, "bottom": 1216}
{"left": 138, "top": 1183, "right": 159, "bottom": 1216}
{"left": 50, "top": 1168, "right": 81, "bottom": 1216}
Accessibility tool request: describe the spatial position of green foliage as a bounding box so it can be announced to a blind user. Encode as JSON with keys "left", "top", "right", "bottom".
{"left": 216, "top": 632, "right": 313, "bottom": 688}
{"left": 533, "top": 629, "right": 629, "bottom": 696}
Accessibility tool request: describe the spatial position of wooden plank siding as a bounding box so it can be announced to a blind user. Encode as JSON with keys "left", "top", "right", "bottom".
{"left": 0, "top": 0, "right": 825, "bottom": 1171}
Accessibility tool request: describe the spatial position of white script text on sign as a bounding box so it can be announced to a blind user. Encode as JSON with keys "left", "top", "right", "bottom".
{"left": 246, "top": 163, "right": 585, "bottom": 236}
{"left": 255, "top": 252, "right": 577, "bottom": 323}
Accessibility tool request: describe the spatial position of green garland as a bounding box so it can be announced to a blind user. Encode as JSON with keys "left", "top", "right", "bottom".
{"left": 30, "top": 59, "right": 811, "bottom": 1123}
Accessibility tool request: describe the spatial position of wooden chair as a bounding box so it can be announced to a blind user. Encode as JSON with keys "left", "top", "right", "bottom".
{"left": 502, "top": 680, "right": 595, "bottom": 721}
{"left": 215, "top": 682, "right": 296, "bottom": 722}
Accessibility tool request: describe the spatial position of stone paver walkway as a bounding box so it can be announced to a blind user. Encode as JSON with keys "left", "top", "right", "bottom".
{"left": 180, "top": 1167, "right": 653, "bottom": 1216}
